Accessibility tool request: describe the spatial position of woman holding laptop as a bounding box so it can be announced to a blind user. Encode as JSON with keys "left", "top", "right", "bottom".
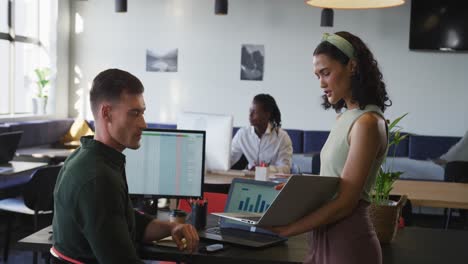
{"left": 270, "top": 32, "right": 391, "bottom": 264}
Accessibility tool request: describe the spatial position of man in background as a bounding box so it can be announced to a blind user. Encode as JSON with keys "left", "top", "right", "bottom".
{"left": 434, "top": 130, "right": 468, "bottom": 166}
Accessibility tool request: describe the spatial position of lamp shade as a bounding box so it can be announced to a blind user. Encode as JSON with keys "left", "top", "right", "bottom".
{"left": 320, "top": 8, "right": 334, "bottom": 27}
{"left": 115, "top": 0, "right": 127, "bottom": 13}
{"left": 306, "top": 0, "right": 405, "bottom": 9}
{"left": 215, "top": 0, "right": 228, "bottom": 15}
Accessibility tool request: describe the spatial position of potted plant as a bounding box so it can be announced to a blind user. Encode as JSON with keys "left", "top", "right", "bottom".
{"left": 369, "top": 113, "right": 408, "bottom": 243}
{"left": 32, "top": 67, "right": 51, "bottom": 115}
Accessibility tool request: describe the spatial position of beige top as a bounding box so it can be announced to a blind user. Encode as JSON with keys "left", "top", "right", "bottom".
{"left": 320, "top": 105, "right": 386, "bottom": 202}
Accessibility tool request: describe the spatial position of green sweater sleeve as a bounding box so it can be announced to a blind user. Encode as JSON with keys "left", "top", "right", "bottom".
{"left": 76, "top": 177, "right": 143, "bottom": 264}
{"left": 134, "top": 210, "right": 154, "bottom": 243}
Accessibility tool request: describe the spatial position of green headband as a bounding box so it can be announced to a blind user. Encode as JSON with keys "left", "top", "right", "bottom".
{"left": 321, "top": 33, "right": 355, "bottom": 59}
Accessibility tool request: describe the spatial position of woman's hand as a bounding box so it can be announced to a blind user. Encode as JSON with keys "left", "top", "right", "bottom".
{"left": 264, "top": 225, "right": 292, "bottom": 237}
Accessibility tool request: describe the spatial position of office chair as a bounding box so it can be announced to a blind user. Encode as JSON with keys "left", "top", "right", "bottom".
{"left": 444, "top": 161, "right": 468, "bottom": 229}
{"left": 0, "top": 165, "right": 62, "bottom": 262}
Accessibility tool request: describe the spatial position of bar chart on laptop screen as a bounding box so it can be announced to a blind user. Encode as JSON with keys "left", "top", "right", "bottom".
{"left": 124, "top": 131, "right": 204, "bottom": 197}
{"left": 227, "top": 182, "right": 279, "bottom": 214}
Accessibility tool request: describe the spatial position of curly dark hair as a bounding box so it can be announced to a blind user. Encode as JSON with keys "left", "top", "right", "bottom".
{"left": 253, "top": 94, "right": 282, "bottom": 131}
{"left": 313, "top": 31, "right": 391, "bottom": 112}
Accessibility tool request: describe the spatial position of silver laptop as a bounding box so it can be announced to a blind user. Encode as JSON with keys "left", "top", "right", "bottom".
{"left": 198, "top": 178, "right": 287, "bottom": 248}
{"left": 212, "top": 174, "right": 340, "bottom": 226}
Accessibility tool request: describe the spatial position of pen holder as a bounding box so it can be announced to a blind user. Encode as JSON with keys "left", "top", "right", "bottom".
{"left": 191, "top": 202, "right": 207, "bottom": 230}
{"left": 170, "top": 209, "right": 187, "bottom": 224}
{"left": 255, "top": 166, "right": 268, "bottom": 181}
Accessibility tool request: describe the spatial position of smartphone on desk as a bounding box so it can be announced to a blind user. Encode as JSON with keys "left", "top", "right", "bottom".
{"left": 199, "top": 243, "right": 228, "bottom": 253}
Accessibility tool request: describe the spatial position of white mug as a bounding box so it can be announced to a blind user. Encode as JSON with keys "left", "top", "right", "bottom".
{"left": 255, "top": 166, "right": 268, "bottom": 181}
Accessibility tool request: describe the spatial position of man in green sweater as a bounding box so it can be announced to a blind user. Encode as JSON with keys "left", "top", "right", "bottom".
{"left": 52, "top": 69, "right": 199, "bottom": 263}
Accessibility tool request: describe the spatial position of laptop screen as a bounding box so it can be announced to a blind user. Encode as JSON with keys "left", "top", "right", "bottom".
{"left": 222, "top": 178, "right": 279, "bottom": 228}
{"left": 0, "top": 131, "right": 23, "bottom": 164}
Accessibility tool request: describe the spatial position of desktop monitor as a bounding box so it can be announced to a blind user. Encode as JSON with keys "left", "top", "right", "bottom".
{"left": 177, "top": 112, "right": 233, "bottom": 171}
{"left": 124, "top": 129, "right": 205, "bottom": 199}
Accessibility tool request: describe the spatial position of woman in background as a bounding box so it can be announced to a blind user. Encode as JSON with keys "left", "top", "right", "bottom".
{"left": 231, "top": 94, "right": 293, "bottom": 174}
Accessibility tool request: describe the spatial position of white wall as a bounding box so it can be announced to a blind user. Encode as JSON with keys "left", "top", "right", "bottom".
{"left": 68, "top": 0, "right": 468, "bottom": 137}
{"left": 54, "top": 0, "right": 70, "bottom": 118}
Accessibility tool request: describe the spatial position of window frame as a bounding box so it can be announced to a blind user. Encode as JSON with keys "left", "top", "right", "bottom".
{"left": 0, "top": 0, "right": 46, "bottom": 116}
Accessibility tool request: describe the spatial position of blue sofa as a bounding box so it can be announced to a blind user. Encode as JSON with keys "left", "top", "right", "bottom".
{"left": 0, "top": 119, "right": 75, "bottom": 149}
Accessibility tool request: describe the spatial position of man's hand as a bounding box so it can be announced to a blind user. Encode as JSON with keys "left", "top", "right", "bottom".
{"left": 171, "top": 224, "right": 199, "bottom": 253}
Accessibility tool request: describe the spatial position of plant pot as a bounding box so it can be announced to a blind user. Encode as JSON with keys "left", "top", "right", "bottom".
{"left": 32, "top": 97, "right": 47, "bottom": 115}
{"left": 369, "top": 194, "right": 407, "bottom": 243}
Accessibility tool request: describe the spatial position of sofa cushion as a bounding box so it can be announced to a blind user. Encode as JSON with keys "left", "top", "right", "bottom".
{"left": 409, "top": 135, "right": 461, "bottom": 160}
{"left": 303, "top": 131, "right": 330, "bottom": 153}
{"left": 284, "top": 129, "right": 303, "bottom": 153}
{"left": 232, "top": 127, "right": 240, "bottom": 138}
{"left": 147, "top": 123, "right": 176, "bottom": 130}
{"left": 8, "top": 119, "right": 74, "bottom": 148}
{"left": 49, "top": 119, "right": 75, "bottom": 144}
{"left": 87, "top": 120, "right": 95, "bottom": 131}
{"left": 388, "top": 132, "right": 410, "bottom": 157}
{"left": 0, "top": 124, "right": 10, "bottom": 134}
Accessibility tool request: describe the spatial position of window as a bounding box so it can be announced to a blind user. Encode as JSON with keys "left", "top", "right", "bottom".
{"left": 0, "top": 40, "right": 9, "bottom": 114}
{"left": 15, "top": 42, "right": 39, "bottom": 113}
{"left": 14, "top": 0, "right": 39, "bottom": 38}
{"left": 1, "top": 0, "right": 54, "bottom": 116}
{"left": 0, "top": 0, "right": 8, "bottom": 33}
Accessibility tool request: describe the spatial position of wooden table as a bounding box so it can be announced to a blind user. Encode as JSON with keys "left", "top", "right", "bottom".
{"left": 204, "top": 170, "right": 254, "bottom": 193}
{"left": 391, "top": 180, "right": 468, "bottom": 210}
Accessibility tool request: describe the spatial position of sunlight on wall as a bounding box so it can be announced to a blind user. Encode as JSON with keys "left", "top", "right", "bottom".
{"left": 72, "top": 65, "right": 90, "bottom": 119}
{"left": 75, "top": 12, "right": 84, "bottom": 34}
{"left": 74, "top": 65, "right": 82, "bottom": 78}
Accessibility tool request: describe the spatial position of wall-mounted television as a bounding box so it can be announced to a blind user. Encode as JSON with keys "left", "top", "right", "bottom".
{"left": 410, "top": 0, "right": 468, "bottom": 51}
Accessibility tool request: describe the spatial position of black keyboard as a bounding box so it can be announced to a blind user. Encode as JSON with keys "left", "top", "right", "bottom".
{"left": 205, "top": 227, "right": 278, "bottom": 243}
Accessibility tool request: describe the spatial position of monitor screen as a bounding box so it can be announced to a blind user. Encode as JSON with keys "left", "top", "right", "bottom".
{"left": 177, "top": 112, "right": 233, "bottom": 171}
{"left": 124, "top": 129, "right": 205, "bottom": 198}
{"left": 410, "top": 0, "right": 468, "bottom": 51}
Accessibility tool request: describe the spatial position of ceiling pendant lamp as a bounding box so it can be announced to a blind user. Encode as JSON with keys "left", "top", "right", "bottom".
{"left": 115, "top": 0, "right": 127, "bottom": 13}
{"left": 320, "top": 8, "right": 333, "bottom": 27}
{"left": 215, "top": 0, "right": 228, "bottom": 15}
{"left": 305, "top": 0, "right": 405, "bottom": 9}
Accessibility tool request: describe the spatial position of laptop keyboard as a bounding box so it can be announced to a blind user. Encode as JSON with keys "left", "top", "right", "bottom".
{"left": 205, "top": 227, "right": 279, "bottom": 243}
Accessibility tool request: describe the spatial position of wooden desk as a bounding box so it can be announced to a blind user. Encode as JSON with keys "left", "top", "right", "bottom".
{"left": 391, "top": 180, "right": 468, "bottom": 210}
{"left": 204, "top": 171, "right": 254, "bottom": 193}
{"left": 16, "top": 224, "right": 468, "bottom": 264}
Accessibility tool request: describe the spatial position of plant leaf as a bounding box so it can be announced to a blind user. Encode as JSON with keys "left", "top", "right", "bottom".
{"left": 388, "top": 113, "right": 408, "bottom": 131}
